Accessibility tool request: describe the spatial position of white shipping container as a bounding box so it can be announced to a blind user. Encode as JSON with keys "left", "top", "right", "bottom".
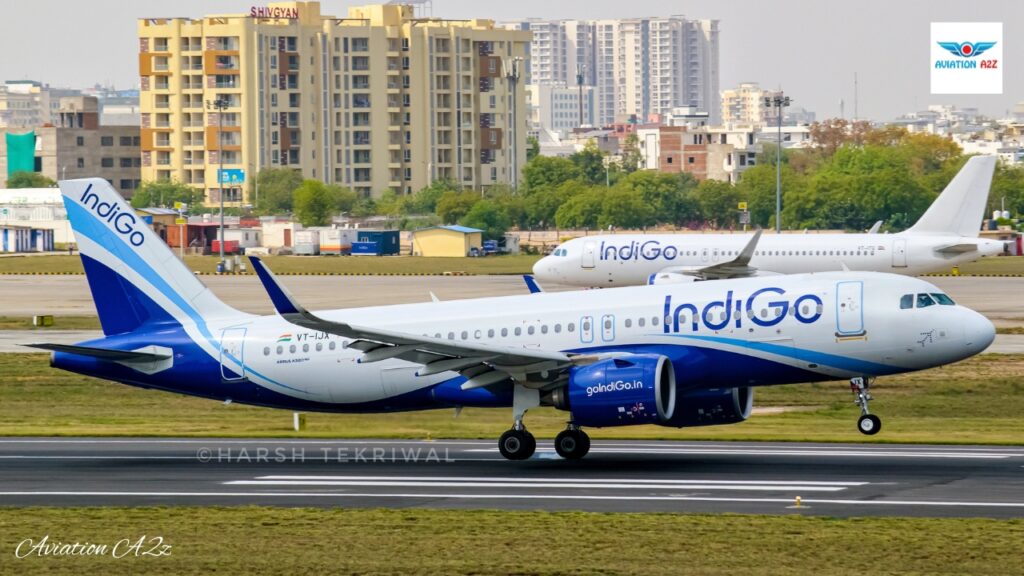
{"left": 320, "top": 229, "right": 358, "bottom": 254}
{"left": 294, "top": 230, "right": 320, "bottom": 246}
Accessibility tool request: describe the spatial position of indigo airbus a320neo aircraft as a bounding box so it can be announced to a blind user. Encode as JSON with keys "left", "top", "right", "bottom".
{"left": 533, "top": 156, "right": 1004, "bottom": 287}
{"left": 29, "top": 179, "right": 994, "bottom": 460}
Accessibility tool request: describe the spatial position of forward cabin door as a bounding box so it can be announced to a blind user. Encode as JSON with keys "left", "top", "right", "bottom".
{"left": 835, "top": 281, "right": 866, "bottom": 338}
{"left": 892, "top": 239, "right": 908, "bottom": 268}
{"left": 581, "top": 241, "right": 596, "bottom": 269}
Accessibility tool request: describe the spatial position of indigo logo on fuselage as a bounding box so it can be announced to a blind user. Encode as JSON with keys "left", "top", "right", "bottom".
{"left": 79, "top": 184, "right": 145, "bottom": 247}
{"left": 600, "top": 240, "right": 679, "bottom": 261}
{"left": 663, "top": 287, "right": 823, "bottom": 333}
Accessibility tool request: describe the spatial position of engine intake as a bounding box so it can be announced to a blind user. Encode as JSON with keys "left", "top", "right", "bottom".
{"left": 661, "top": 387, "right": 753, "bottom": 428}
{"left": 550, "top": 354, "right": 676, "bottom": 427}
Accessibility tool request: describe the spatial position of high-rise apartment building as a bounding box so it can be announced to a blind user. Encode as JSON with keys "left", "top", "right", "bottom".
{"left": 507, "top": 16, "right": 718, "bottom": 128}
{"left": 720, "top": 82, "right": 782, "bottom": 125}
{"left": 0, "top": 96, "right": 141, "bottom": 196}
{"left": 139, "top": 2, "right": 530, "bottom": 206}
{"left": 0, "top": 81, "right": 83, "bottom": 129}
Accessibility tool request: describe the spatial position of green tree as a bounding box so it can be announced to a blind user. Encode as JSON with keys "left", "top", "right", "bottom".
{"left": 569, "top": 140, "right": 607, "bottom": 185}
{"left": 375, "top": 190, "right": 408, "bottom": 218}
{"left": 614, "top": 170, "right": 699, "bottom": 226}
{"left": 555, "top": 189, "right": 604, "bottom": 229}
{"left": 692, "top": 179, "right": 744, "bottom": 229}
{"left": 460, "top": 199, "right": 512, "bottom": 240}
{"left": 6, "top": 171, "right": 56, "bottom": 189}
{"left": 599, "top": 187, "right": 655, "bottom": 229}
{"left": 292, "top": 179, "right": 338, "bottom": 226}
{"left": 130, "top": 180, "right": 202, "bottom": 209}
{"left": 523, "top": 155, "right": 582, "bottom": 192}
{"left": 435, "top": 190, "right": 480, "bottom": 224}
{"left": 408, "top": 179, "right": 460, "bottom": 214}
{"left": 253, "top": 168, "right": 302, "bottom": 214}
{"left": 736, "top": 163, "right": 805, "bottom": 229}
{"left": 526, "top": 136, "right": 540, "bottom": 161}
{"left": 523, "top": 179, "right": 589, "bottom": 229}
{"left": 991, "top": 164, "right": 1024, "bottom": 217}
{"left": 350, "top": 197, "right": 377, "bottom": 218}
{"left": 331, "top": 184, "right": 358, "bottom": 214}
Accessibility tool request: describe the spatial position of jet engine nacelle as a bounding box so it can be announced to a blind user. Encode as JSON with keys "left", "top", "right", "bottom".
{"left": 647, "top": 272, "right": 699, "bottom": 285}
{"left": 547, "top": 355, "right": 676, "bottom": 427}
{"left": 660, "top": 387, "right": 753, "bottom": 428}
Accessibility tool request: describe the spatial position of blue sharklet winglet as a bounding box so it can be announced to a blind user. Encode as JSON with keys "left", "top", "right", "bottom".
{"left": 523, "top": 275, "right": 544, "bottom": 294}
{"left": 249, "top": 256, "right": 303, "bottom": 316}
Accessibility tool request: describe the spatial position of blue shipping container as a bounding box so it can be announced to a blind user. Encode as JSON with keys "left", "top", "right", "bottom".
{"left": 351, "top": 241, "right": 380, "bottom": 256}
{"left": 356, "top": 230, "right": 400, "bottom": 255}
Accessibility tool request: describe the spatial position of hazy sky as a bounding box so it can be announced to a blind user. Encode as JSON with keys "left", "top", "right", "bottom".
{"left": 1, "top": 0, "right": 1021, "bottom": 120}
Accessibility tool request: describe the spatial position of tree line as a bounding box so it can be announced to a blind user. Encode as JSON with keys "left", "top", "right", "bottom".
{"left": 106, "top": 119, "right": 1024, "bottom": 239}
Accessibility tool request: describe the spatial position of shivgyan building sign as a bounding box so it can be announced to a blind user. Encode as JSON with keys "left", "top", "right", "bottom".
{"left": 250, "top": 6, "right": 299, "bottom": 19}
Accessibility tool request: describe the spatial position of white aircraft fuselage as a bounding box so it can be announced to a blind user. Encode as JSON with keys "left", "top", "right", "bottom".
{"left": 533, "top": 232, "right": 1005, "bottom": 287}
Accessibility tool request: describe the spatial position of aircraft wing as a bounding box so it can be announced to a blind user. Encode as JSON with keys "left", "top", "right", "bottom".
{"left": 657, "top": 229, "right": 763, "bottom": 280}
{"left": 250, "top": 257, "right": 586, "bottom": 390}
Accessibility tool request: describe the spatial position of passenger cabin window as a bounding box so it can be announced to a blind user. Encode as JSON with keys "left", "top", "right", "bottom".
{"left": 916, "top": 293, "right": 937, "bottom": 308}
{"left": 900, "top": 294, "right": 913, "bottom": 309}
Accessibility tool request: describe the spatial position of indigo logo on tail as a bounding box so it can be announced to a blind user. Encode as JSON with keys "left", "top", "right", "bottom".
{"left": 79, "top": 184, "right": 145, "bottom": 247}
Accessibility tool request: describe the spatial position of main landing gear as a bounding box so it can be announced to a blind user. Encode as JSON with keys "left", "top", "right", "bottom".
{"left": 554, "top": 424, "right": 591, "bottom": 460}
{"left": 498, "top": 423, "right": 537, "bottom": 460}
{"left": 850, "top": 377, "right": 881, "bottom": 435}
{"left": 497, "top": 384, "right": 592, "bottom": 460}
{"left": 499, "top": 384, "right": 539, "bottom": 460}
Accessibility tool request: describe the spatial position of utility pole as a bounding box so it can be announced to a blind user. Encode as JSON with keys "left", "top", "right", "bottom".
{"left": 505, "top": 56, "right": 522, "bottom": 191}
{"left": 576, "top": 63, "right": 585, "bottom": 128}
{"left": 206, "top": 97, "right": 228, "bottom": 269}
{"left": 763, "top": 93, "right": 791, "bottom": 233}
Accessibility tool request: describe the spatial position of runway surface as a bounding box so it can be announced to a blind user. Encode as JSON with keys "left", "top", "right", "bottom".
{"left": 1, "top": 438, "right": 1022, "bottom": 518}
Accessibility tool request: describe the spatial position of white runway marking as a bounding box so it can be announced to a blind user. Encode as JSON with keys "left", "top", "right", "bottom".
{"left": 467, "top": 448, "right": 1020, "bottom": 459}
{"left": 252, "top": 475, "right": 869, "bottom": 486}
{"left": 225, "top": 480, "right": 851, "bottom": 492}
{"left": 2, "top": 491, "right": 1023, "bottom": 509}
{"left": 226, "top": 474, "right": 866, "bottom": 492}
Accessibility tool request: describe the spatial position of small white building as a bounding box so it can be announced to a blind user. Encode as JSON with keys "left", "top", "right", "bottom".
{"left": 0, "top": 187, "right": 74, "bottom": 245}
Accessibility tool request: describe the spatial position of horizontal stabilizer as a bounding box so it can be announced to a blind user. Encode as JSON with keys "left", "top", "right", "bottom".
{"left": 24, "top": 343, "right": 172, "bottom": 362}
{"left": 935, "top": 243, "right": 979, "bottom": 254}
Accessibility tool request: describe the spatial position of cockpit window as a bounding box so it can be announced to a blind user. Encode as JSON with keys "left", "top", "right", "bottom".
{"left": 899, "top": 294, "right": 913, "bottom": 310}
{"left": 551, "top": 248, "right": 567, "bottom": 257}
{"left": 931, "top": 293, "right": 955, "bottom": 306}
{"left": 916, "top": 293, "right": 936, "bottom": 308}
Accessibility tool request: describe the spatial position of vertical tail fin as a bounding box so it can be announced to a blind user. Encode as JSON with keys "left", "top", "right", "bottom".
{"left": 59, "top": 178, "right": 240, "bottom": 335}
{"left": 906, "top": 156, "right": 996, "bottom": 237}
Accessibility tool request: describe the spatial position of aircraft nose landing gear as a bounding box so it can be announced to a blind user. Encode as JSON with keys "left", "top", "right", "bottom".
{"left": 851, "top": 377, "right": 881, "bottom": 435}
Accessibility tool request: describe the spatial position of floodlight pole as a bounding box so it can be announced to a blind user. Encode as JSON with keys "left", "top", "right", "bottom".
{"left": 765, "top": 93, "right": 791, "bottom": 233}
{"left": 207, "top": 98, "right": 228, "bottom": 267}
